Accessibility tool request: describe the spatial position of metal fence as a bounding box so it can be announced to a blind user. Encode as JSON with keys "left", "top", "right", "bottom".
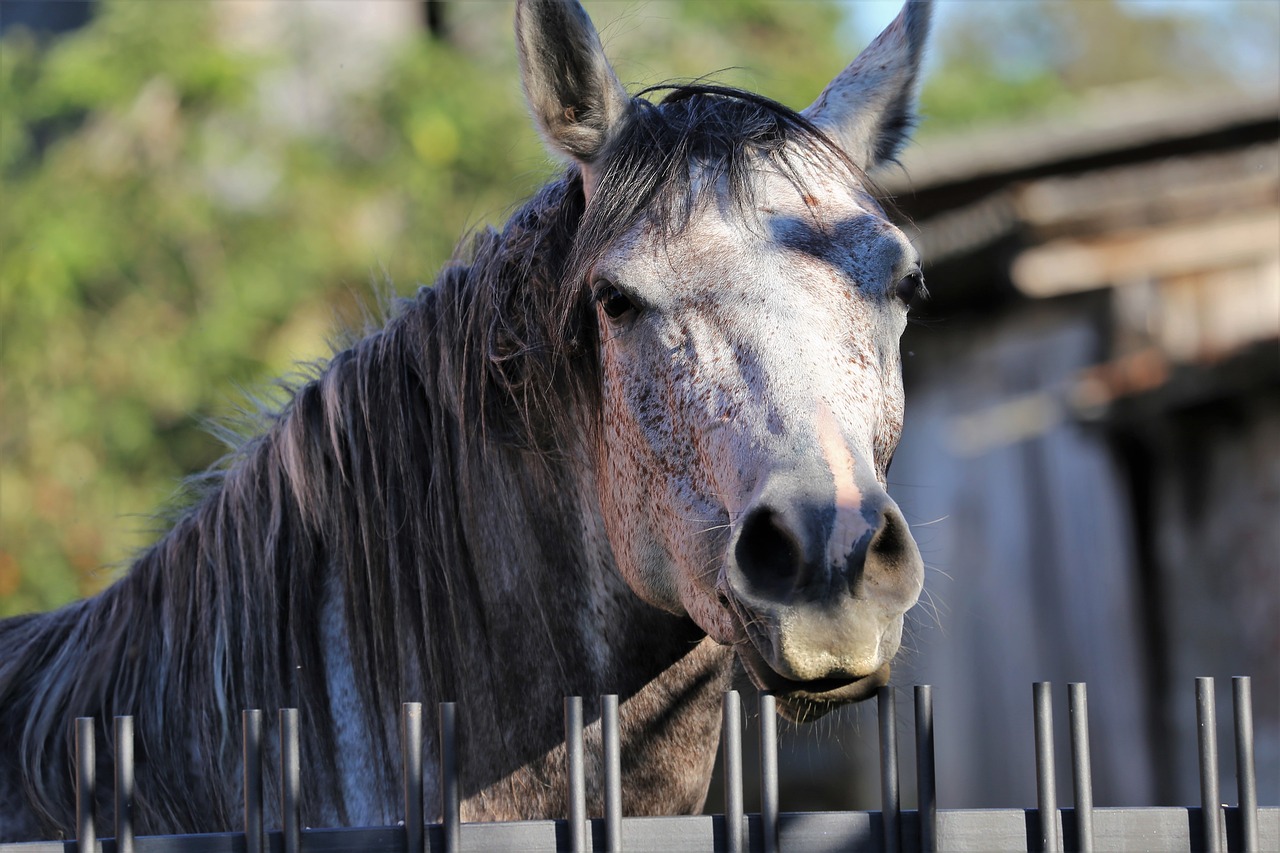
{"left": 4, "top": 676, "right": 1275, "bottom": 852}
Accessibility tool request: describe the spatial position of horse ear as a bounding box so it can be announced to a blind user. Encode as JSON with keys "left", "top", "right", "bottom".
{"left": 802, "top": 0, "right": 932, "bottom": 171}
{"left": 515, "top": 0, "right": 631, "bottom": 191}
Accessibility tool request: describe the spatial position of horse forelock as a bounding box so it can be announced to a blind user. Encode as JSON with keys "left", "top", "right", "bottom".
{"left": 569, "top": 84, "right": 877, "bottom": 282}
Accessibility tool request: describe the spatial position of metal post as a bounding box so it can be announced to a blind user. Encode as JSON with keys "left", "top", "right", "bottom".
{"left": 565, "top": 697, "right": 587, "bottom": 853}
{"left": 722, "top": 690, "right": 744, "bottom": 853}
{"left": 1067, "top": 684, "right": 1094, "bottom": 853}
{"left": 440, "top": 702, "right": 460, "bottom": 853}
{"left": 914, "top": 686, "right": 936, "bottom": 853}
{"left": 759, "top": 693, "right": 779, "bottom": 853}
{"left": 1033, "top": 683, "right": 1060, "bottom": 853}
{"left": 1196, "top": 677, "right": 1222, "bottom": 853}
{"left": 879, "top": 686, "right": 900, "bottom": 853}
{"left": 403, "top": 703, "right": 424, "bottom": 853}
{"left": 602, "top": 694, "right": 623, "bottom": 853}
{"left": 280, "top": 708, "right": 301, "bottom": 853}
{"left": 243, "top": 710, "right": 264, "bottom": 853}
{"left": 1233, "top": 677, "right": 1258, "bottom": 852}
{"left": 114, "top": 716, "right": 134, "bottom": 853}
{"left": 75, "top": 717, "right": 95, "bottom": 853}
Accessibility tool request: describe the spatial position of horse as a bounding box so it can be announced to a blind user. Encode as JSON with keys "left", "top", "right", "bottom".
{"left": 0, "top": 0, "right": 932, "bottom": 841}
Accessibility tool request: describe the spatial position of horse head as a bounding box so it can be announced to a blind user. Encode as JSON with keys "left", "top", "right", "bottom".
{"left": 517, "top": 0, "right": 930, "bottom": 721}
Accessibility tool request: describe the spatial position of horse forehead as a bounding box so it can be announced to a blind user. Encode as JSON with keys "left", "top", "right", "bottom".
{"left": 752, "top": 161, "right": 879, "bottom": 215}
{"left": 652, "top": 189, "right": 904, "bottom": 305}
{"left": 686, "top": 165, "right": 901, "bottom": 275}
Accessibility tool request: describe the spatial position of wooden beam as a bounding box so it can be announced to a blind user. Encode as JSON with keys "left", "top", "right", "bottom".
{"left": 1011, "top": 208, "right": 1280, "bottom": 298}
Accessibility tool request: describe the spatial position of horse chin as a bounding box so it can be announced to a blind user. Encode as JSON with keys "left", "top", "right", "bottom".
{"left": 734, "top": 639, "right": 890, "bottom": 723}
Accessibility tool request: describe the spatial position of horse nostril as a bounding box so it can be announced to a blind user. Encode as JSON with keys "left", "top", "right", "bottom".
{"left": 874, "top": 507, "right": 904, "bottom": 553}
{"left": 734, "top": 506, "right": 803, "bottom": 599}
{"left": 867, "top": 504, "right": 916, "bottom": 575}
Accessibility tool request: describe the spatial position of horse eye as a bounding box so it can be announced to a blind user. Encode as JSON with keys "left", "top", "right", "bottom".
{"left": 594, "top": 281, "right": 635, "bottom": 320}
{"left": 895, "top": 271, "right": 924, "bottom": 305}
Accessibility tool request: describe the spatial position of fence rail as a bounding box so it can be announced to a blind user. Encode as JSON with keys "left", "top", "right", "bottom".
{"left": 4, "top": 676, "right": 1275, "bottom": 853}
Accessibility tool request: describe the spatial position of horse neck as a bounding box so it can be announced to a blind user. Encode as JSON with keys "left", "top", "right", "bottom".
{"left": 438, "top": 438, "right": 735, "bottom": 818}
{"left": 273, "top": 284, "right": 731, "bottom": 820}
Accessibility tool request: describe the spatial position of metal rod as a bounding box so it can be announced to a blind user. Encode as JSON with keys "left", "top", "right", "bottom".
{"left": 76, "top": 717, "right": 95, "bottom": 853}
{"left": 565, "top": 697, "right": 587, "bottom": 853}
{"left": 243, "top": 709, "right": 264, "bottom": 853}
{"left": 602, "top": 694, "right": 622, "bottom": 853}
{"left": 440, "top": 702, "right": 460, "bottom": 853}
{"left": 402, "top": 703, "right": 424, "bottom": 853}
{"left": 1233, "top": 677, "right": 1258, "bottom": 852}
{"left": 1033, "top": 682, "right": 1060, "bottom": 853}
{"left": 1196, "top": 677, "right": 1222, "bottom": 853}
{"left": 722, "top": 690, "right": 744, "bottom": 853}
{"left": 114, "top": 716, "right": 134, "bottom": 853}
{"left": 1067, "top": 684, "right": 1093, "bottom": 853}
{"left": 914, "top": 685, "right": 936, "bottom": 853}
{"left": 759, "top": 693, "right": 779, "bottom": 853}
{"left": 280, "top": 708, "right": 301, "bottom": 853}
{"left": 878, "top": 686, "right": 900, "bottom": 853}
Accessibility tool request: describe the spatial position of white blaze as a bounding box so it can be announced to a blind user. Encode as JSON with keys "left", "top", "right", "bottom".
{"left": 815, "top": 400, "right": 874, "bottom": 570}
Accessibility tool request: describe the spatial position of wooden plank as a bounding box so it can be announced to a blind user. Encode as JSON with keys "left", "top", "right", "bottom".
{"left": 879, "top": 91, "right": 1279, "bottom": 195}
{"left": 1010, "top": 209, "right": 1280, "bottom": 298}
{"left": 1015, "top": 142, "right": 1279, "bottom": 237}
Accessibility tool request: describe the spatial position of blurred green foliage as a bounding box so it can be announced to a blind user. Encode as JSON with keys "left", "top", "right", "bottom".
{"left": 0, "top": 0, "right": 858, "bottom": 616}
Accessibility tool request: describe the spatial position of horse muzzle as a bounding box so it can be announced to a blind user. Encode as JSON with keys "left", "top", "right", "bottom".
{"left": 721, "top": 472, "right": 923, "bottom": 721}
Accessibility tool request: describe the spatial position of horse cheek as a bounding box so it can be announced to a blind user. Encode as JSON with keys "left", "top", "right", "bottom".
{"left": 872, "top": 327, "right": 907, "bottom": 481}
{"left": 876, "top": 369, "right": 905, "bottom": 480}
{"left": 597, "top": 352, "right": 684, "bottom": 615}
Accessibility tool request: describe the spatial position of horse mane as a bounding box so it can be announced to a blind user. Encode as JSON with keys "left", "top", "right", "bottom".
{"left": 0, "top": 85, "right": 855, "bottom": 837}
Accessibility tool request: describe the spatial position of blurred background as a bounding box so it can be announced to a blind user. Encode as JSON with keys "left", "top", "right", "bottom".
{"left": 2, "top": 0, "right": 1277, "bottom": 816}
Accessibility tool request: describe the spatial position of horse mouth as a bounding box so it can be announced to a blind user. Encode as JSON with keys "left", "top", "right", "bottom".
{"left": 734, "top": 637, "right": 890, "bottom": 723}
